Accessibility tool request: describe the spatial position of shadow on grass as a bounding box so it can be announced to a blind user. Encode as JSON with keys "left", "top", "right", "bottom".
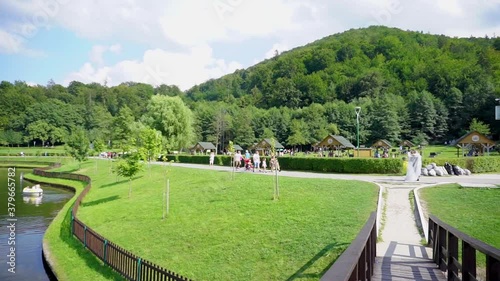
{"left": 99, "top": 179, "right": 128, "bottom": 189}
{"left": 82, "top": 195, "right": 120, "bottom": 207}
{"left": 59, "top": 204, "right": 123, "bottom": 280}
{"left": 286, "top": 242, "right": 350, "bottom": 281}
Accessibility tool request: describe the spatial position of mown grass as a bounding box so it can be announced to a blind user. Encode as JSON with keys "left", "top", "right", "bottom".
{"left": 419, "top": 184, "right": 500, "bottom": 273}
{"left": 21, "top": 167, "right": 124, "bottom": 280}
{"left": 50, "top": 159, "right": 379, "bottom": 281}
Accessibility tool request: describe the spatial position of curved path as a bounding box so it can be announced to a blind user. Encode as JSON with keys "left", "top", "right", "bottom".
{"left": 157, "top": 161, "right": 500, "bottom": 280}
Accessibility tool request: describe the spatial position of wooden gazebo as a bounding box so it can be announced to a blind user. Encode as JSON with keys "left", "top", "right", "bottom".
{"left": 455, "top": 131, "right": 495, "bottom": 156}
{"left": 190, "top": 142, "right": 217, "bottom": 154}
{"left": 400, "top": 140, "right": 415, "bottom": 149}
{"left": 250, "top": 139, "right": 284, "bottom": 155}
{"left": 371, "top": 139, "right": 392, "bottom": 149}
{"left": 316, "top": 135, "right": 356, "bottom": 157}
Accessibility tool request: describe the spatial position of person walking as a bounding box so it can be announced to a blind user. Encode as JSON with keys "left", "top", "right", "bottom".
{"left": 253, "top": 151, "right": 261, "bottom": 172}
{"left": 209, "top": 151, "right": 215, "bottom": 166}
{"left": 261, "top": 158, "right": 267, "bottom": 173}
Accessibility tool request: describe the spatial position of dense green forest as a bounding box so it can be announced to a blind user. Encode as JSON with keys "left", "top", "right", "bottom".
{"left": 1, "top": 26, "right": 500, "bottom": 153}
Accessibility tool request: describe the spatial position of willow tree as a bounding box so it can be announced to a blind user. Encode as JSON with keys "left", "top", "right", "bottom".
{"left": 141, "top": 95, "right": 194, "bottom": 152}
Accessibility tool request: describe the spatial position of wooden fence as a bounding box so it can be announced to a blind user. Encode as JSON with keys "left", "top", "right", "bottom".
{"left": 428, "top": 215, "right": 500, "bottom": 281}
{"left": 320, "top": 212, "right": 377, "bottom": 281}
{"left": 33, "top": 164, "right": 193, "bottom": 281}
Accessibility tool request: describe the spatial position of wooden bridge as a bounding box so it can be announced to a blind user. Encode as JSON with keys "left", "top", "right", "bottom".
{"left": 321, "top": 182, "right": 500, "bottom": 281}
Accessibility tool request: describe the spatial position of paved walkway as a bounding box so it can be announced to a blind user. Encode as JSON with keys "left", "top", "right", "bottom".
{"left": 373, "top": 182, "right": 445, "bottom": 281}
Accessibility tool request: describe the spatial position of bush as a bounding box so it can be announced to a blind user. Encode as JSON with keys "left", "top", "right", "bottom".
{"left": 170, "top": 155, "right": 404, "bottom": 174}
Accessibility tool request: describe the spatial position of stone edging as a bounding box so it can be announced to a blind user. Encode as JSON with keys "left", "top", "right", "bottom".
{"left": 374, "top": 183, "right": 384, "bottom": 237}
{"left": 413, "top": 183, "right": 445, "bottom": 243}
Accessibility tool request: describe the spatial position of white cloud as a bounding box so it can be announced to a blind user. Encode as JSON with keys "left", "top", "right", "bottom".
{"left": 64, "top": 44, "right": 242, "bottom": 90}
{"left": 89, "top": 44, "right": 122, "bottom": 65}
{"left": 0, "top": 29, "right": 45, "bottom": 56}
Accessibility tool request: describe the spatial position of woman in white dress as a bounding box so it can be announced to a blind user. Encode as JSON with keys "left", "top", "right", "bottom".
{"left": 405, "top": 150, "right": 422, "bottom": 181}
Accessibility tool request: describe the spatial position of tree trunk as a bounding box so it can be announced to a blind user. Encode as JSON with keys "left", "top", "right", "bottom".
{"left": 128, "top": 179, "right": 132, "bottom": 198}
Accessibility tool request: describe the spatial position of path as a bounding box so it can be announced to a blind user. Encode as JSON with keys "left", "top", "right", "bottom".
{"left": 372, "top": 182, "right": 445, "bottom": 281}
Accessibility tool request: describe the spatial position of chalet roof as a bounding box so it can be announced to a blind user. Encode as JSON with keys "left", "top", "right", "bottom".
{"left": 455, "top": 131, "right": 495, "bottom": 146}
{"left": 317, "top": 135, "right": 355, "bottom": 149}
{"left": 191, "top": 142, "right": 216, "bottom": 151}
{"left": 372, "top": 139, "right": 392, "bottom": 149}
{"left": 251, "top": 138, "right": 285, "bottom": 150}
{"left": 400, "top": 140, "right": 415, "bottom": 147}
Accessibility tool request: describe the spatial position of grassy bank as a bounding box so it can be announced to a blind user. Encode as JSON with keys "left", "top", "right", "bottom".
{"left": 49, "top": 159, "right": 378, "bottom": 281}
{"left": 419, "top": 184, "right": 500, "bottom": 274}
{"left": 419, "top": 184, "right": 500, "bottom": 248}
{"left": 0, "top": 157, "right": 122, "bottom": 280}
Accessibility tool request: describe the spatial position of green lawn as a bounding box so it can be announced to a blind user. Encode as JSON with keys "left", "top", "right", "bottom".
{"left": 419, "top": 184, "right": 500, "bottom": 267}
{"left": 0, "top": 145, "right": 67, "bottom": 154}
{"left": 419, "top": 184, "right": 500, "bottom": 247}
{"left": 50, "top": 159, "right": 378, "bottom": 281}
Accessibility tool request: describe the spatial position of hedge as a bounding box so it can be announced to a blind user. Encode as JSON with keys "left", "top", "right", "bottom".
{"left": 423, "top": 156, "right": 500, "bottom": 173}
{"left": 166, "top": 154, "right": 404, "bottom": 174}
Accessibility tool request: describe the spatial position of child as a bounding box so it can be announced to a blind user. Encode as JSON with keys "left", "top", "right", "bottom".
{"left": 261, "top": 158, "right": 267, "bottom": 173}
{"left": 209, "top": 151, "right": 215, "bottom": 166}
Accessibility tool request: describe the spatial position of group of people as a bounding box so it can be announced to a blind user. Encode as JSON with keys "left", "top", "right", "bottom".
{"left": 229, "top": 150, "right": 280, "bottom": 172}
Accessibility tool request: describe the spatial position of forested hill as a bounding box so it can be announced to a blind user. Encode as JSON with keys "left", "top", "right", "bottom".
{"left": 184, "top": 26, "right": 500, "bottom": 143}
{"left": 187, "top": 26, "right": 500, "bottom": 108}
{"left": 1, "top": 26, "right": 500, "bottom": 152}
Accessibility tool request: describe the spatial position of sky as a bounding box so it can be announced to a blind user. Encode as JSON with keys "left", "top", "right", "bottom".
{"left": 1, "top": 0, "right": 499, "bottom": 91}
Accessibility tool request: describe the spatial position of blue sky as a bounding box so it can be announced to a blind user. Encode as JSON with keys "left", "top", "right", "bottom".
{"left": 1, "top": 0, "right": 499, "bottom": 90}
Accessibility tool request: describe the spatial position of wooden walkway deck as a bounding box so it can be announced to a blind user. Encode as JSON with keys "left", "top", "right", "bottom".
{"left": 372, "top": 241, "right": 445, "bottom": 281}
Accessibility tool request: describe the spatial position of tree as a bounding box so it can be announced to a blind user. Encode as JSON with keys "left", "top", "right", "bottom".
{"left": 287, "top": 119, "right": 309, "bottom": 151}
{"left": 469, "top": 118, "right": 491, "bottom": 135}
{"left": 142, "top": 95, "right": 194, "bottom": 151}
{"left": 137, "top": 127, "right": 162, "bottom": 176}
{"left": 111, "top": 105, "right": 134, "bottom": 151}
{"left": 65, "top": 127, "right": 90, "bottom": 168}
{"left": 92, "top": 138, "right": 105, "bottom": 172}
{"left": 113, "top": 152, "right": 143, "bottom": 198}
{"left": 26, "top": 120, "right": 51, "bottom": 146}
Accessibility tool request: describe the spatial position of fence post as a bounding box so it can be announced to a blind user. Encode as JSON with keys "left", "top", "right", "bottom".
{"left": 84, "top": 226, "right": 87, "bottom": 248}
{"left": 462, "top": 241, "right": 476, "bottom": 281}
{"left": 137, "top": 258, "right": 142, "bottom": 281}
{"left": 103, "top": 240, "right": 108, "bottom": 265}
{"left": 71, "top": 210, "right": 74, "bottom": 236}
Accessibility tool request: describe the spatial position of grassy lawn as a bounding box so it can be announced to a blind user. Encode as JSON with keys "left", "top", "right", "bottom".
{"left": 50, "top": 159, "right": 379, "bottom": 281}
{"left": 419, "top": 184, "right": 500, "bottom": 272}
{"left": 0, "top": 145, "right": 67, "bottom": 154}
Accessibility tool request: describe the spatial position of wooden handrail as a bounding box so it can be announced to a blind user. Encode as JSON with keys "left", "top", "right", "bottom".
{"left": 321, "top": 212, "right": 377, "bottom": 281}
{"left": 428, "top": 215, "right": 500, "bottom": 281}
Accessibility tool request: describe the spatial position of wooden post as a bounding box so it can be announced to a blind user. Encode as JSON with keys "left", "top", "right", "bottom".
{"left": 462, "top": 241, "right": 476, "bottom": 281}
{"left": 486, "top": 255, "right": 500, "bottom": 281}
{"left": 447, "top": 232, "right": 458, "bottom": 281}
{"left": 166, "top": 179, "right": 170, "bottom": 216}
{"left": 438, "top": 226, "right": 447, "bottom": 271}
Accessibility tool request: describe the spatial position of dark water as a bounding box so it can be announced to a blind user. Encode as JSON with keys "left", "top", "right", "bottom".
{"left": 0, "top": 168, "right": 73, "bottom": 281}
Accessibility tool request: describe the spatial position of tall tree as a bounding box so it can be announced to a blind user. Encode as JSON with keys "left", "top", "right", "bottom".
{"left": 142, "top": 95, "right": 194, "bottom": 151}
{"left": 65, "top": 127, "right": 90, "bottom": 168}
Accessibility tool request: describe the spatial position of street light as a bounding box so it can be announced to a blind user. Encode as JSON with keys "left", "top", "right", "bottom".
{"left": 355, "top": 106, "right": 361, "bottom": 157}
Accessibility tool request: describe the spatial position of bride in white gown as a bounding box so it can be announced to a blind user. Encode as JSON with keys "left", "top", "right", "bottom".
{"left": 405, "top": 150, "right": 422, "bottom": 182}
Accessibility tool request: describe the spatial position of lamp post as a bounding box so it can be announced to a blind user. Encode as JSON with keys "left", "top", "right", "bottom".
{"left": 355, "top": 106, "right": 361, "bottom": 157}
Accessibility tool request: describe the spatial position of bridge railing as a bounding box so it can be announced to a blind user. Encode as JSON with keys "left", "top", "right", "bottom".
{"left": 320, "top": 212, "right": 377, "bottom": 281}
{"left": 428, "top": 215, "right": 500, "bottom": 281}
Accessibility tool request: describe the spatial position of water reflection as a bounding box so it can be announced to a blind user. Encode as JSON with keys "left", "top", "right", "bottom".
{"left": 1, "top": 168, "right": 73, "bottom": 281}
{"left": 23, "top": 196, "right": 43, "bottom": 206}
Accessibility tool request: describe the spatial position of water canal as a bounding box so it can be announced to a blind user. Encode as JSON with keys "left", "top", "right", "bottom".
{"left": 1, "top": 167, "right": 73, "bottom": 281}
